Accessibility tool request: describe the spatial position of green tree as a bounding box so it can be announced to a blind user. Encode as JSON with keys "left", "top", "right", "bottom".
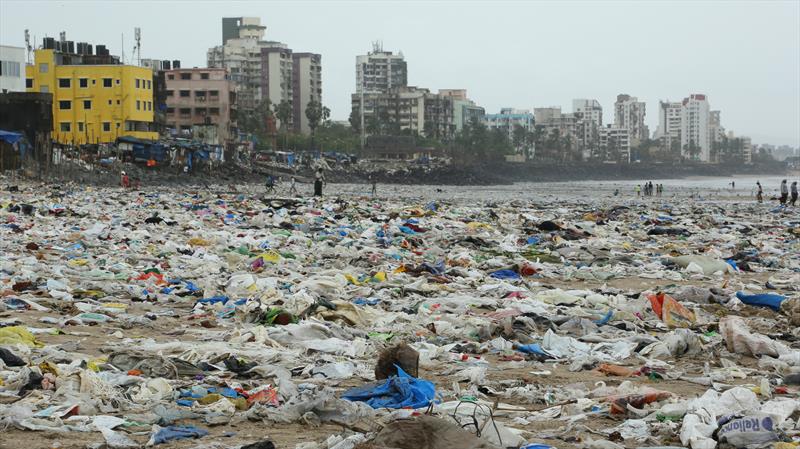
{"left": 274, "top": 100, "right": 292, "bottom": 132}
{"left": 305, "top": 100, "right": 331, "bottom": 150}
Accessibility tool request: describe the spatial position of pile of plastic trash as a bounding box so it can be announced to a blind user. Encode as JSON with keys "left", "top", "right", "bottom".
{"left": 1, "top": 182, "right": 798, "bottom": 449}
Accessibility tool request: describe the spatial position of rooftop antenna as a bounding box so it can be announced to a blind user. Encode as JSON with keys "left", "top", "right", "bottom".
{"left": 121, "top": 32, "right": 125, "bottom": 64}
{"left": 24, "top": 29, "right": 31, "bottom": 63}
{"left": 134, "top": 27, "right": 141, "bottom": 66}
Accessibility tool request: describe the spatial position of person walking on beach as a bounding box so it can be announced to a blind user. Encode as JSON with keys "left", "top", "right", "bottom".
{"left": 635, "top": 184, "right": 641, "bottom": 197}
{"left": 779, "top": 179, "right": 788, "bottom": 205}
{"left": 791, "top": 181, "right": 798, "bottom": 206}
{"left": 756, "top": 181, "right": 763, "bottom": 203}
{"left": 314, "top": 168, "right": 325, "bottom": 197}
{"left": 370, "top": 175, "right": 377, "bottom": 197}
{"left": 289, "top": 176, "right": 298, "bottom": 196}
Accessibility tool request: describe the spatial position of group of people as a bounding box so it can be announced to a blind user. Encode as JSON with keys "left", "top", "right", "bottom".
{"left": 636, "top": 181, "right": 664, "bottom": 197}
{"left": 779, "top": 179, "right": 798, "bottom": 206}
{"left": 755, "top": 180, "right": 797, "bottom": 206}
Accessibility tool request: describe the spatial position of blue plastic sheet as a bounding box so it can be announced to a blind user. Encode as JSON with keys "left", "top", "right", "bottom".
{"left": 490, "top": 269, "right": 520, "bottom": 280}
{"left": 341, "top": 366, "right": 435, "bottom": 409}
{"left": 515, "top": 343, "right": 552, "bottom": 358}
{"left": 150, "top": 425, "right": 208, "bottom": 444}
{"left": 735, "top": 291, "right": 785, "bottom": 312}
{"left": 593, "top": 310, "right": 613, "bottom": 325}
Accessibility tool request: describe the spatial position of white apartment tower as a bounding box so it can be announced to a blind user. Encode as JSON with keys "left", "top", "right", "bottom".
{"left": 208, "top": 17, "right": 268, "bottom": 112}
{"left": 292, "top": 53, "right": 322, "bottom": 133}
{"left": 0, "top": 45, "right": 26, "bottom": 92}
{"left": 573, "top": 99, "right": 603, "bottom": 155}
{"left": 655, "top": 101, "right": 682, "bottom": 152}
{"left": 356, "top": 43, "right": 408, "bottom": 94}
{"left": 614, "top": 94, "right": 647, "bottom": 144}
{"left": 680, "top": 93, "right": 710, "bottom": 161}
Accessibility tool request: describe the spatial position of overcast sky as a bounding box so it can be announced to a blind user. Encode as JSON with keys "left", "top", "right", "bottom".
{"left": 2, "top": 0, "right": 799, "bottom": 146}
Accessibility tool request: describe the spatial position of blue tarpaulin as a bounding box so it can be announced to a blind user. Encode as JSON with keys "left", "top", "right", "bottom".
{"left": 735, "top": 291, "right": 785, "bottom": 312}
{"left": 0, "top": 130, "right": 24, "bottom": 145}
{"left": 342, "top": 366, "right": 435, "bottom": 409}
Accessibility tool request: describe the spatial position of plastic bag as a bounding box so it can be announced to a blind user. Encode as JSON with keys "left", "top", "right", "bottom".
{"left": 342, "top": 366, "right": 435, "bottom": 409}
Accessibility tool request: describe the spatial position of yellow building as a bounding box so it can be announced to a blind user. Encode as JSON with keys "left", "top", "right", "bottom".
{"left": 26, "top": 48, "right": 157, "bottom": 144}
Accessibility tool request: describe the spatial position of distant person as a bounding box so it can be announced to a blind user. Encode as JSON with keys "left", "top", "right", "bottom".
{"left": 370, "top": 175, "right": 377, "bottom": 196}
{"left": 613, "top": 188, "right": 620, "bottom": 197}
{"left": 120, "top": 171, "right": 130, "bottom": 189}
{"left": 731, "top": 180, "right": 735, "bottom": 190}
{"left": 779, "top": 179, "right": 788, "bottom": 205}
{"left": 635, "top": 185, "right": 641, "bottom": 197}
{"left": 314, "top": 168, "right": 325, "bottom": 197}
{"left": 756, "top": 181, "right": 763, "bottom": 203}
{"left": 265, "top": 174, "right": 276, "bottom": 194}
{"left": 791, "top": 181, "right": 798, "bottom": 206}
{"left": 289, "top": 176, "right": 298, "bottom": 196}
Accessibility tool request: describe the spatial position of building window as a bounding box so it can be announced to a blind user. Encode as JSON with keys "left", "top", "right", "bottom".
{"left": 108, "top": 99, "right": 112, "bottom": 105}
{"left": 39, "top": 62, "right": 48, "bottom": 73}
{"left": 136, "top": 100, "right": 140, "bottom": 110}
{"left": 200, "top": 72, "right": 209, "bottom": 80}
{"left": 179, "top": 90, "right": 190, "bottom": 97}
{"left": 103, "top": 78, "right": 112, "bottom": 87}
{"left": 116, "top": 99, "right": 120, "bottom": 105}
{"left": 59, "top": 122, "right": 70, "bottom": 132}
{"left": 77, "top": 122, "right": 84, "bottom": 132}
{"left": 209, "top": 107, "right": 219, "bottom": 115}
{"left": 166, "top": 90, "right": 174, "bottom": 97}
{"left": 209, "top": 90, "right": 219, "bottom": 97}
{"left": 166, "top": 107, "right": 175, "bottom": 114}
{"left": 147, "top": 80, "right": 151, "bottom": 89}
{"left": 26, "top": 78, "right": 33, "bottom": 88}
{"left": 58, "top": 78, "right": 71, "bottom": 88}
{"left": 180, "top": 73, "right": 191, "bottom": 80}
{"left": 102, "top": 122, "right": 111, "bottom": 132}
{"left": 135, "top": 79, "right": 140, "bottom": 88}
{"left": 116, "top": 79, "right": 120, "bottom": 85}
{"left": 167, "top": 74, "right": 174, "bottom": 80}
{"left": 79, "top": 78, "right": 88, "bottom": 88}
{"left": 179, "top": 108, "right": 191, "bottom": 116}
{"left": 58, "top": 100, "right": 71, "bottom": 110}
{"left": 0, "top": 61, "right": 21, "bottom": 77}
{"left": 148, "top": 101, "right": 152, "bottom": 110}
{"left": 83, "top": 100, "right": 91, "bottom": 109}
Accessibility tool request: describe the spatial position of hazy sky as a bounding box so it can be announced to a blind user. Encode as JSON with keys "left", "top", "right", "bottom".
{"left": 2, "top": 0, "right": 799, "bottom": 146}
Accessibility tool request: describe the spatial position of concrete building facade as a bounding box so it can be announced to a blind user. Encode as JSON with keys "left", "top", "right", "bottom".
{"left": 292, "top": 53, "right": 322, "bottom": 134}
{"left": 351, "top": 86, "right": 454, "bottom": 139}
{"left": 655, "top": 100, "right": 682, "bottom": 153}
{"left": 26, "top": 43, "right": 156, "bottom": 144}
{"left": 599, "top": 125, "right": 631, "bottom": 163}
{"left": 209, "top": 18, "right": 322, "bottom": 134}
{"left": 164, "top": 68, "right": 236, "bottom": 144}
{"left": 0, "top": 45, "right": 26, "bottom": 93}
{"left": 573, "top": 99, "right": 603, "bottom": 156}
{"left": 484, "top": 108, "right": 534, "bottom": 139}
{"left": 355, "top": 45, "right": 407, "bottom": 94}
{"left": 614, "top": 94, "right": 647, "bottom": 144}
{"left": 680, "top": 93, "right": 710, "bottom": 161}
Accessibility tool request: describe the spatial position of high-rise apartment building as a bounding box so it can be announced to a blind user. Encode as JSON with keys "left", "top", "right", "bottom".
{"left": 614, "top": 94, "right": 647, "bottom": 144}
{"left": 26, "top": 39, "right": 156, "bottom": 144}
{"left": 599, "top": 125, "right": 631, "bottom": 163}
{"left": 680, "top": 93, "right": 710, "bottom": 161}
{"left": 355, "top": 43, "right": 407, "bottom": 94}
{"left": 655, "top": 101, "right": 682, "bottom": 153}
{"left": 209, "top": 17, "right": 321, "bottom": 134}
{"left": 292, "top": 53, "right": 322, "bottom": 134}
{"left": 573, "top": 99, "right": 603, "bottom": 155}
